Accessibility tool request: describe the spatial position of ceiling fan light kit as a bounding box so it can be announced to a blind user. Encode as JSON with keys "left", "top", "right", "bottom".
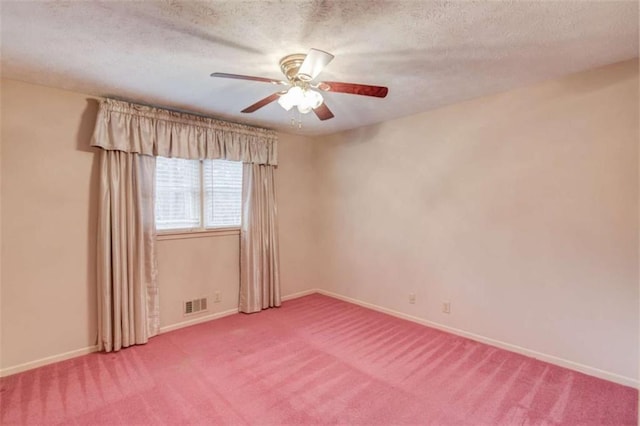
{"left": 211, "top": 48, "right": 388, "bottom": 122}
{"left": 277, "top": 86, "right": 324, "bottom": 113}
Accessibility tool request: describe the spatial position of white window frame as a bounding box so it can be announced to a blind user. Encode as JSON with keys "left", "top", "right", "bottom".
{"left": 156, "top": 158, "right": 242, "bottom": 240}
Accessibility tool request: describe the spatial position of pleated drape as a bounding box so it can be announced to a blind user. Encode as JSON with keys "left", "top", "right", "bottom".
{"left": 239, "top": 163, "right": 281, "bottom": 313}
{"left": 92, "top": 98, "right": 281, "bottom": 346}
{"left": 96, "top": 150, "right": 159, "bottom": 352}
{"left": 91, "top": 99, "right": 278, "bottom": 165}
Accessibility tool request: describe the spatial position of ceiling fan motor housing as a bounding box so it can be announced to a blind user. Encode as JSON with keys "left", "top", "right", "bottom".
{"left": 279, "top": 53, "right": 310, "bottom": 82}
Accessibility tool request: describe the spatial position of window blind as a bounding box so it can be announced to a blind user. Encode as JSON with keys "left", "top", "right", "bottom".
{"left": 155, "top": 156, "right": 201, "bottom": 230}
{"left": 204, "top": 160, "right": 243, "bottom": 228}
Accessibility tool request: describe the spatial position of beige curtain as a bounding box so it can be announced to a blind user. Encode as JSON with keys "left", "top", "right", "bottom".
{"left": 92, "top": 98, "right": 280, "bottom": 349}
{"left": 96, "top": 150, "right": 159, "bottom": 352}
{"left": 91, "top": 99, "right": 278, "bottom": 165}
{"left": 240, "top": 163, "right": 281, "bottom": 313}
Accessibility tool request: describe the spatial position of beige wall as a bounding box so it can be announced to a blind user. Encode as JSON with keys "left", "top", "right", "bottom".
{"left": 314, "top": 60, "right": 639, "bottom": 382}
{"left": 0, "top": 79, "right": 316, "bottom": 370}
{"left": 157, "top": 233, "right": 240, "bottom": 328}
{"left": 1, "top": 60, "right": 638, "bottom": 383}
{"left": 156, "top": 132, "right": 319, "bottom": 329}
{"left": 0, "top": 81, "right": 100, "bottom": 369}
{"left": 276, "top": 133, "right": 319, "bottom": 296}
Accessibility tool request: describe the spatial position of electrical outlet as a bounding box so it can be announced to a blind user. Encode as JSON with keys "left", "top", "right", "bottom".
{"left": 214, "top": 291, "right": 221, "bottom": 303}
{"left": 442, "top": 302, "right": 451, "bottom": 314}
{"left": 409, "top": 293, "right": 416, "bottom": 304}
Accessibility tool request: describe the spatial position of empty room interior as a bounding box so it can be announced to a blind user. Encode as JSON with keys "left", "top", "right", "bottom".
{"left": 0, "top": 1, "right": 638, "bottom": 425}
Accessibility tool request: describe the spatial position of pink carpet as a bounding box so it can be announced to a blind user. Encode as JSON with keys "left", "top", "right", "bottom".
{"left": 1, "top": 294, "right": 637, "bottom": 425}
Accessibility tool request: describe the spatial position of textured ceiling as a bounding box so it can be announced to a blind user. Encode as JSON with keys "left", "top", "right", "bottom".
{"left": 1, "top": 1, "right": 638, "bottom": 135}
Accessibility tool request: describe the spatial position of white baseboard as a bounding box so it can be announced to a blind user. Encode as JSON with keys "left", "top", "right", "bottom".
{"left": 282, "top": 288, "right": 318, "bottom": 301}
{"left": 160, "top": 289, "right": 316, "bottom": 334}
{"left": 0, "top": 345, "right": 99, "bottom": 378}
{"left": 2, "top": 289, "right": 635, "bottom": 389}
{"left": 316, "top": 289, "right": 639, "bottom": 389}
{"left": 0, "top": 290, "right": 316, "bottom": 377}
{"left": 159, "top": 289, "right": 316, "bottom": 334}
{"left": 159, "top": 308, "right": 239, "bottom": 334}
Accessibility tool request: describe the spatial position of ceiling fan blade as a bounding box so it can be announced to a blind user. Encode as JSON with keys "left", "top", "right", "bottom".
{"left": 211, "top": 72, "right": 286, "bottom": 85}
{"left": 297, "top": 48, "right": 334, "bottom": 81}
{"left": 318, "top": 81, "right": 388, "bottom": 98}
{"left": 241, "top": 92, "right": 281, "bottom": 113}
{"left": 313, "top": 102, "right": 334, "bottom": 121}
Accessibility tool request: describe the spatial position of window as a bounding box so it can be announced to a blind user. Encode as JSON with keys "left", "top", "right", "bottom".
{"left": 155, "top": 157, "right": 242, "bottom": 231}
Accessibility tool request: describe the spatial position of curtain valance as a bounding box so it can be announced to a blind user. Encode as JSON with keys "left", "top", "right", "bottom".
{"left": 91, "top": 99, "right": 278, "bottom": 165}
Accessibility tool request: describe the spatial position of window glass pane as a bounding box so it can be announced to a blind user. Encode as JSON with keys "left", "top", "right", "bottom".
{"left": 204, "top": 159, "right": 242, "bottom": 228}
{"left": 155, "top": 156, "right": 201, "bottom": 230}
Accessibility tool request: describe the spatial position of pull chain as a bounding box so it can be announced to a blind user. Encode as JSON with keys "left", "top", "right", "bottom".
{"left": 290, "top": 110, "right": 303, "bottom": 129}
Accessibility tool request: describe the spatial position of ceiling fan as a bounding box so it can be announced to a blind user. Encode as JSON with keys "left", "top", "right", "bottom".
{"left": 210, "top": 48, "right": 388, "bottom": 121}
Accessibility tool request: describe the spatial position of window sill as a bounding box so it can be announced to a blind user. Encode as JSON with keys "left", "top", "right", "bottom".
{"left": 156, "top": 227, "right": 240, "bottom": 241}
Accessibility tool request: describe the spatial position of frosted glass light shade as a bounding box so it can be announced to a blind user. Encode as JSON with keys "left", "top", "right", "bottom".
{"left": 307, "top": 90, "right": 323, "bottom": 109}
{"left": 287, "top": 86, "right": 304, "bottom": 104}
{"left": 297, "top": 104, "right": 312, "bottom": 114}
{"left": 278, "top": 87, "right": 324, "bottom": 114}
{"left": 277, "top": 94, "right": 294, "bottom": 111}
